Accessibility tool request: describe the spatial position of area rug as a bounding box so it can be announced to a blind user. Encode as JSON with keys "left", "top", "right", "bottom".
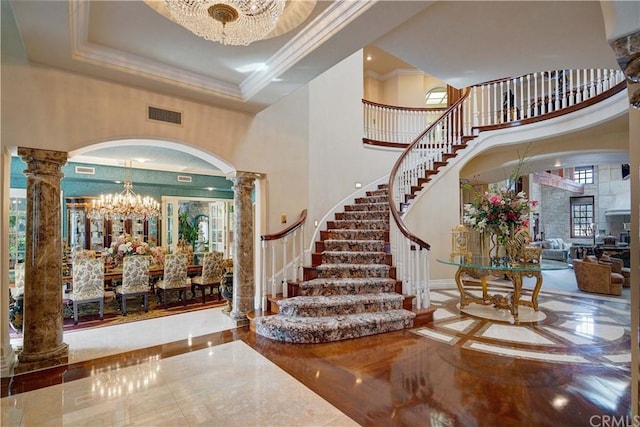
{"left": 9, "top": 292, "right": 228, "bottom": 338}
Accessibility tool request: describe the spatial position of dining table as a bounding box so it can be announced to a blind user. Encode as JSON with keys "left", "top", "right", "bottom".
{"left": 63, "top": 264, "right": 203, "bottom": 291}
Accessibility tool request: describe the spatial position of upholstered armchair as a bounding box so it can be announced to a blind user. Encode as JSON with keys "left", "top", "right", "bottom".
{"left": 572, "top": 256, "right": 624, "bottom": 296}
{"left": 69, "top": 257, "right": 105, "bottom": 324}
{"left": 156, "top": 253, "right": 189, "bottom": 307}
{"left": 116, "top": 255, "right": 151, "bottom": 315}
{"left": 191, "top": 252, "right": 224, "bottom": 304}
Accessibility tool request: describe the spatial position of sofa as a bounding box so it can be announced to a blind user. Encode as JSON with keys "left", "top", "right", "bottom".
{"left": 572, "top": 256, "right": 624, "bottom": 296}
{"left": 537, "top": 238, "right": 571, "bottom": 262}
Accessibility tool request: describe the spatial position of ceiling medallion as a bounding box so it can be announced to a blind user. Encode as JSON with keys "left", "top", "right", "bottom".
{"left": 164, "top": 0, "right": 286, "bottom": 46}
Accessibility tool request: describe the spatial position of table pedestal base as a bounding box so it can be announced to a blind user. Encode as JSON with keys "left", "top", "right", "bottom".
{"left": 454, "top": 267, "right": 543, "bottom": 322}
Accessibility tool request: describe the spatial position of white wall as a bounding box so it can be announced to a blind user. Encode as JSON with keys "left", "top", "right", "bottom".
{"left": 307, "top": 50, "right": 400, "bottom": 247}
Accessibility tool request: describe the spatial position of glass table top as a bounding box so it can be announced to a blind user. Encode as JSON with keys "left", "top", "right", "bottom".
{"left": 437, "top": 255, "right": 570, "bottom": 272}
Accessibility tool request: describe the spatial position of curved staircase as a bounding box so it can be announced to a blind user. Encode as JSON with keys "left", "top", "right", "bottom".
{"left": 253, "top": 185, "right": 417, "bottom": 343}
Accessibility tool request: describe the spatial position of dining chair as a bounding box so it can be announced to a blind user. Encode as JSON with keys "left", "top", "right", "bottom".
{"left": 191, "top": 252, "right": 224, "bottom": 304}
{"left": 69, "top": 257, "right": 105, "bottom": 324}
{"left": 11, "top": 262, "right": 25, "bottom": 299}
{"left": 116, "top": 255, "right": 151, "bottom": 316}
{"left": 155, "top": 253, "right": 189, "bottom": 308}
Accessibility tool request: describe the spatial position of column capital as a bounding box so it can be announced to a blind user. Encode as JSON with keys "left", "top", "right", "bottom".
{"left": 17, "top": 148, "right": 67, "bottom": 176}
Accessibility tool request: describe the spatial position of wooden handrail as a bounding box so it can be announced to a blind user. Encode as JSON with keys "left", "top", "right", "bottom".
{"left": 261, "top": 209, "right": 307, "bottom": 241}
{"left": 387, "top": 87, "right": 473, "bottom": 251}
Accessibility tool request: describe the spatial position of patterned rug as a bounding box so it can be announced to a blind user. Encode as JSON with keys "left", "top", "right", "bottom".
{"left": 9, "top": 291, "right": 228, "bottom": 338}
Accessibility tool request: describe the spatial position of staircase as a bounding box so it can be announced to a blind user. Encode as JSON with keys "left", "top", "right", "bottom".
{"left": 253, "top": 185, "right": 416, "bottom": 343}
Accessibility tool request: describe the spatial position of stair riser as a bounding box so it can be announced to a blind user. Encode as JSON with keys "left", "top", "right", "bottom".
{"left": 279, "top": 300, "right": 403, "bottom": 317}
{"left": 327, "top": 220, "right": 388, "bottom": 231}
{"left": 299, "top": 282, "right": 397, "bottom": 296}
{"left": 344, "top": 204, "right": 387, "bottom": 212}
{"left": 253, "top": 316, "right": 414, "bottom": 344}
{"left": 335, "top": 211, "right": 389, "bottom": 221}
{"left": 321, "top": 230, "right": 387, "bottom": 241}
{"left": 322, "top": 252, "right": 388, "bottom": 265}
{"left": 355, "top": 196, "right": 387, "bottom": 204}
{"left": 317, "top": 265, "right": 390, "bottom": 279}
{"left": 322, "top": 240, "right": 386, "bottom": 252}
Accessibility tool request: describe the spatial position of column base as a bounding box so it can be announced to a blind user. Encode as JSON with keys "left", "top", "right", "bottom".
{"left": 15, "top": 343, "right": 69, "bottom": 374}
{"left": 0, "top": 345, "right": 17, "bottom": 378}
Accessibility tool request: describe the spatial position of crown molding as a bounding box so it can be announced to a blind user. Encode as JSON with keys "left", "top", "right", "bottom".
{"left": 240, "top": 0, "right": 376, "bottom": 99}
{"left": 70, "top": 0, "right": 246, "bottom": 102}
{"left": 70, "top": 0, "right": 372, "bottom": 105}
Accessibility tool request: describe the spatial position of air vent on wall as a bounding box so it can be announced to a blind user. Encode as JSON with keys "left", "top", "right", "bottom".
{"left": 148, "top": 106, "right": 182, "bottom": 125}
{"left": 177, "top": 175, "right": 192, "bottom": 183}
{"left": 75, "top": 166, "right": 95, "bottom": 175}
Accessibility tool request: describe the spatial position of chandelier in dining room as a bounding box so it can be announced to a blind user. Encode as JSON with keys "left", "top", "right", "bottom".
{"left": 163, "top": 0, "right": 286, "bottom": 46}
{"left": 87, "top": 162, "right": 160, "bottom": 222}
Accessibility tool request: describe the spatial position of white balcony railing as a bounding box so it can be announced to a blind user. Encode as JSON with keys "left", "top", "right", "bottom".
{"left": 385, "top": 68, "right": 626, "bottom": 309}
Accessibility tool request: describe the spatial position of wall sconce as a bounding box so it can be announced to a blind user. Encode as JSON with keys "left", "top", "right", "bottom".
{"left": 355, "top": 182, "right": 362, "bottom": 189}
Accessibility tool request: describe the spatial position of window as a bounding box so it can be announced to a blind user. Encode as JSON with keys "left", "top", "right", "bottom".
{"left": 570, "top": 196, "right": 594, "bottom": 237}
{"left": 425, "top": 87, "right": 447, "bottom": 106}
{"left": 573, "top": 166, "right": 594, "bottom": 184}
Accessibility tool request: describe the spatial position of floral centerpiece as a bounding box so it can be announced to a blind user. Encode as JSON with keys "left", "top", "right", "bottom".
{"left": 462, "top": 147, "right": 538, "bottom": 260}
{"left": 102, "top": 233, "right": 156, "bottom": 268}
{"left": 463, "top": 187, "right": 536, "bottom": 245}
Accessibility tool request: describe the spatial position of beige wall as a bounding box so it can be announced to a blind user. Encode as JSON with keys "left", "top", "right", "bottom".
{"left": 363, "top": 70, "right": 447, "bottom": 108}
{"left": 307, "top": 50, "right": 399, "bottom": 248}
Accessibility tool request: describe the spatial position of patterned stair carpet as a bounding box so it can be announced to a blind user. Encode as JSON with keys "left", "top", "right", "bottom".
{"left": 254, "top": 185, "right": 415, "bottom": 343}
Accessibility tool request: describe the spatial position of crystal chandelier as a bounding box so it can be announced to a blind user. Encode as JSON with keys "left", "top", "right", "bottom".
{"left": 164, "top": 0, "right": 286, "bottom": 46}
{"left": 87, "top": 162, "right": 160, "bottom": 222}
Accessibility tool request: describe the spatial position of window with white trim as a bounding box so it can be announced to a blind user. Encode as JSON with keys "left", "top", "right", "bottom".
{"left": 573, "top": 166, "right": 594, "bottom": 184}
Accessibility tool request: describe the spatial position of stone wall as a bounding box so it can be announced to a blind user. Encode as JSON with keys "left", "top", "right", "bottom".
{"left": 535, "top": 164, "right": 630, "bottom": 245}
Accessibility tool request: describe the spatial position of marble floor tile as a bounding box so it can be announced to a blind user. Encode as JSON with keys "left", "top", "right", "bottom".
{"left": 2, "top": 341, "right": 356, "bottom": 427}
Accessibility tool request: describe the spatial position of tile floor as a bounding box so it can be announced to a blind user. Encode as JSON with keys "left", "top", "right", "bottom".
{"left": 2, "top": 270, "right": 632, "bottom": 426}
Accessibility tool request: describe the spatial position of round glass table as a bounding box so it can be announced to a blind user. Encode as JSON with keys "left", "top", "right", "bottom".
{"left": 437, "top": 256, "right": 569, "bottom": 322}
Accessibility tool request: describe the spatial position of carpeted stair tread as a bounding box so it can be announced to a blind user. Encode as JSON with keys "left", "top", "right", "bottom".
{"left": 321, "top": 251, "right": 387, "bottom": 264}
{"left": 323, "top": 239, "right": 386, "bottom": 252}
{"left": 277, "top": 293, "right": 404, "bottom": 317}
{"left": 337, "top": 211, "right": 389, "bottom": 221}
{"left": 253, "top": 310, "right": 415, "bottom": 344}
{"left": 327, "top": 220, "right": 388, "bottom": 230}
{"left": 316, "top": 263, "right": 390, "bottom": 278}
{"left": 300, "top": 277, "right": 397, "bottom": 295}
{"left": 345, "top": 203, "right": 388, "bottom": 211}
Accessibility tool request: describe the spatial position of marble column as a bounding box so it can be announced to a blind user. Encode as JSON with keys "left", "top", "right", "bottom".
{"left": 228, "top": 171, "right": 257, "bottom": 326}
{"left": 15, "top": 148, "right": 68, "bottom": 373}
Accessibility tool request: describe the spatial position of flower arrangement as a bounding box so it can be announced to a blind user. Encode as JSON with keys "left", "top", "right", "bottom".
{"left": 463, "top": 187, "right": 537, "bottom": 243}
{"left": 102, "top": 233, "right": 153, "bottom": 267}
{"left": 463, "top": 144, "right": 537, "bottom": 245}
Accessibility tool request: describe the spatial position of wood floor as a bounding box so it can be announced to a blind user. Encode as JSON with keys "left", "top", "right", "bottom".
{"left": 3, "top": 321, "right": 631, "bottom": 426}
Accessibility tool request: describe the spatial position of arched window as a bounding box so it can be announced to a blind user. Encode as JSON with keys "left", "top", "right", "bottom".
{"left": 425, "top": 87, "right": 447, "bottom": 106}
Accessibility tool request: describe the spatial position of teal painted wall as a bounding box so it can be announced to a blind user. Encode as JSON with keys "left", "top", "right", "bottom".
{"left": 10, "top": 157, "right": 234, "bottom": 241}
{"left": 11, "top": 157, "right": 233, "bottom": 200}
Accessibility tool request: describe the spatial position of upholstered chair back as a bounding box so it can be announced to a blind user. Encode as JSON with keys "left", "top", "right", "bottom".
{"left": 122, "top": 255, "right": 151, "bottom": 293}
{"left": 11, "top": 263, "right": 26, "bottom": 298}
{"left": 71, "top": 258, "right": 105, "bottom": 300}
{"left": 160, "top": 254, "right": 189, "bottom": 289}
{"left": 200, "top": 252, "right": 224, "bottom": 284}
